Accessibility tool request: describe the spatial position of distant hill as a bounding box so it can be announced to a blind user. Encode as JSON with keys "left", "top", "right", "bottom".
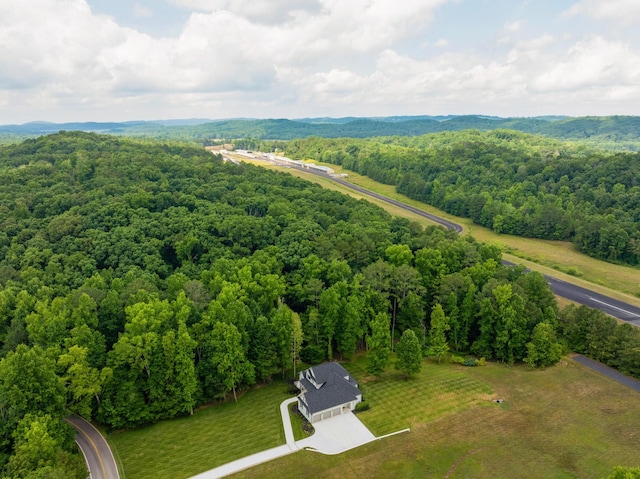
{"left": 2, "top": 115, "right": 639, "bottom": 149}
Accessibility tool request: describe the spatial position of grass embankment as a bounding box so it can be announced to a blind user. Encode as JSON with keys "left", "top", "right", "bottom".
{"left": 236, "top": 155, "right": 640, "bottom": 305}
{"left": 107, "top": 381, "right": 293, "bottom": 479}
{"left": 239, "top": 357, "right": 640, "bottom": 479}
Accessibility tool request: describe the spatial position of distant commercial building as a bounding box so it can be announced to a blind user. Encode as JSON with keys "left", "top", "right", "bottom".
{"left": 273, "top": 156, "right": 335, "bottom": 175}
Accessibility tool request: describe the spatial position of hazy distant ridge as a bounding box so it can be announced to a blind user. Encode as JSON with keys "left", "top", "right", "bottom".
{"left": 2, "top": 115, "right": 639, "bottom": 146}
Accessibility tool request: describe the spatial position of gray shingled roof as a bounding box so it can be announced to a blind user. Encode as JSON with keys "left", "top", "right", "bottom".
{"left": 299, "top": 362, "right": 361, "bottom": 414}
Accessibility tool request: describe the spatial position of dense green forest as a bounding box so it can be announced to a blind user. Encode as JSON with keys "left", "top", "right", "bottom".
{"left": 3, "top": 116, "right": 640, "bottom": 151}
{"left": 1, "top": 132, "right": 639, "bottom": 477}
{"left": 282, "top": 130, "right": 640, "bottom": 266}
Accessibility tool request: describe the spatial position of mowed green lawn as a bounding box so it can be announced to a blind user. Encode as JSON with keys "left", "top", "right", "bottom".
{"left": 109, "top": 354, "right": 640, "bottom": 479}
{"left": 108, "top": 381, "right": 293, "bottom": 479}
{"left": 343, "top": 355, "right": 493, "bottom": 436}
{"left": 237, "top": 357, "right": 640, "bottom": 479}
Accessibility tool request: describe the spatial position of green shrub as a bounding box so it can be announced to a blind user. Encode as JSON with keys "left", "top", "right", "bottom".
{"left": 450, "top": 355, "right": 465, "bottom": 365}
{"left": 463, "top": 358, "right": 478, "bottom": 367}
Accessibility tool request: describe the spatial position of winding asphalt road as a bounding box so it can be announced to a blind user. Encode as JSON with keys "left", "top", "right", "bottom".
{"left": 66, "top": 416, "right": 120, "bottom": 479}
{"left": 263, "top": 157, "right": 640, "bottom": 326}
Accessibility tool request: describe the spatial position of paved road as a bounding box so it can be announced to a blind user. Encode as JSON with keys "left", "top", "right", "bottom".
{"left": 264, "top": 158, "right": 640, "bottom": 326}
{"left": 329, "top": 176, "right": 463, "bottom": 232}
{"left": 66, "top": 416, "right": 120, "bottom": 479}
{"left": 573, "top": 355, "right": 640, "bottom": 393}
{"left": 544, "top": 275, "right": 640, "bottom": 325}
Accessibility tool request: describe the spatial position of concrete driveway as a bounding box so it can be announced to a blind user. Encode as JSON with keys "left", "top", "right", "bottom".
{"left": 190, "top": 398, "right": 399, "bottom": 478}
{"left": 297, "top": 412, "right": 376, "bottom": 455}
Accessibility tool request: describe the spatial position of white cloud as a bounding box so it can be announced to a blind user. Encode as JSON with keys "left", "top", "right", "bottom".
{"left": 0, "top": 0, "right": 638, "bottom": 122}
{"left": 0, "top": 0, "right": 124, "bottom": 90}
{"left": 531, "top": 36, "right": 640, "bottom": 92}
{"left": 567, "top": 0, "right": 640, "bottom": 25}
{"left": 134, "top": 4, "right": 153, "bottom": 18}
{"left": 0, "top": 0, "right": 277, "bottom": 97}
{"left": 504, "top": 20, "right": 523, "bottom": 32}
{"left": 167, "top": 0, "right": 323, "bottom": 24}
{"left": 506, "top": 34, "right": 555, "bottom": 63}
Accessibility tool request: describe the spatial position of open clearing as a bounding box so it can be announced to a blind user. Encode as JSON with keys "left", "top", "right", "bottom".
{"left": 236, "top": 357, "right": 640, "bottom": 479}
{"left": 109, "top": 353, "right": 640, "bottom": 479}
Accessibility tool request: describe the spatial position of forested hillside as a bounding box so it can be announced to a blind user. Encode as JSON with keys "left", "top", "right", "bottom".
{"left": 3, "top": 116, "right": 640, "bottom": 151}
{"left": 282, "top": 130, "right": 640, "bottom": 266}
{"left": 0, "top": 132, "right": 574, "bottom": 476}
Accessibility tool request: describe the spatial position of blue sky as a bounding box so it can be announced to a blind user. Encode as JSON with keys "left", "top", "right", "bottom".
{"left": 1, "top": 0, "right": 639, "bottom": 123}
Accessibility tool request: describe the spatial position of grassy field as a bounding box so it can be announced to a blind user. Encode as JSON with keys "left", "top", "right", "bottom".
{"left": 339, "top": 355, "right": 492, "bottom": 436}
{"left": 109, "top": 347, "right": 640, "bottom": 479}
{"left": 107, "top": 381, "right": 294, "bottom": 479}
{"left": 237, "top": 357, "right": 640, "bottom": 479}
{"left": 237, "top": 155, "right": 640, "bottom": 306}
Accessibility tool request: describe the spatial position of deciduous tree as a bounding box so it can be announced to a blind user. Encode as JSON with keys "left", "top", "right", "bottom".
{"left": 524, "top": 322, "right": 563, "bottom": 368}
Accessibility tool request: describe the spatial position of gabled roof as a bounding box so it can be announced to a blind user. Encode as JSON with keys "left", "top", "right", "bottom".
{"left": 299, "top": 362, "right": 361, "bottom": 414}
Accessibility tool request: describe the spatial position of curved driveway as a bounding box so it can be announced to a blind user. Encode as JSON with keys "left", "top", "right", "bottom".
{"left": 66, "top": 416, "right": 120, "bottom": 479}
{"left": 270, "top": 158, "right": 640, "bottom": 326}
{"left": 190, "top": 397, "right": 398, "bottom": 478}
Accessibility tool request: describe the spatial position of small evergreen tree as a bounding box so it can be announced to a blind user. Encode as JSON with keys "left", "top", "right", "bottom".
{"left": 395, "top": 329, "right": 422, "bottom": 378}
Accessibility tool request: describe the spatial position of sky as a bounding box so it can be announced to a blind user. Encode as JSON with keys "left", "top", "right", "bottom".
{"left": 1, "top": 0, "right": 639, "bottom": 123}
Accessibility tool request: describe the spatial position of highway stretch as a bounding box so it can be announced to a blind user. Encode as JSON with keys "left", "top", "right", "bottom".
{"left": 247, "top": 155, "right": 640, "bottom": 327}
{"left": 329, "top": 176, "right": 464, "bottom": 233}
{"left": 66, "top": 416, "right": 120, "bottom": 479}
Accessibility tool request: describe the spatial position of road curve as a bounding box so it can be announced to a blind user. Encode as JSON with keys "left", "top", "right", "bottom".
{"left": 66, "top": 416, "right": 120, "bottom": 479}
{"left": 269, "top": 159, "right": 640, "bottom": 326}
